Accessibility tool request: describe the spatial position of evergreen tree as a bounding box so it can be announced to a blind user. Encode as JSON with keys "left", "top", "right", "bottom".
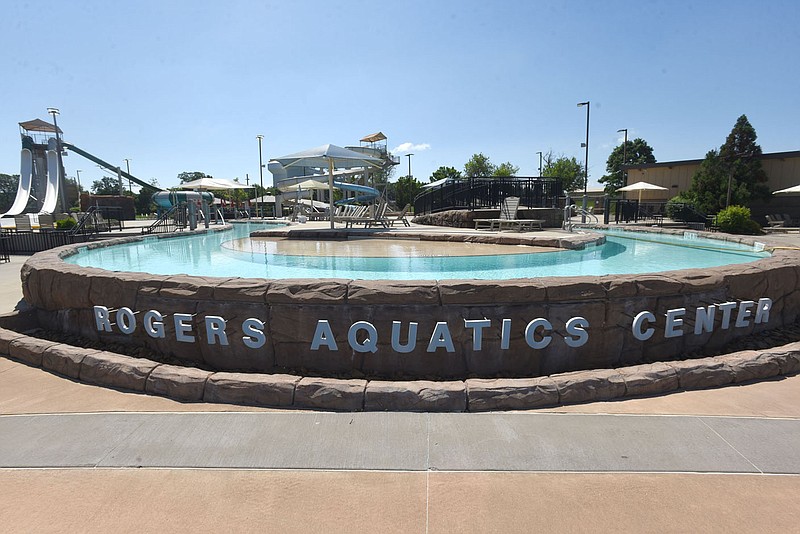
{"left": 600, "top": 138, "right": 656, "bottom": 194}
{"left": 687, "top": 115, "right": 769, "bottom": 214}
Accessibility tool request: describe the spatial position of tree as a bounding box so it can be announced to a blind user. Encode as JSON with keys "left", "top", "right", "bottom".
{"left": 600, "top": 138, "right": 656, "bottom": 194}
{"left": 391, "top": 175, "right": 424, "bottom": 208}
{"left": 493, "top": 162, "right": 519, "bottom": 177}
{"left": 91, "top": 176, "right": 124, "bottom": 195}
{"left": 686, "top": 115, "right": 770, "bottom": 214}
{"left": 177, "top": 171, "right": 209, "bottom": 183}
{"left": 0, "top": 173, "right": 19, "bottom": 212}
{"left": 430, "top": 166, "right": 462, "bottom": 182}
{"left": 542, "top": 154, "right": 584, "bottom": 192}
{"left": 463, "top": 153, "right": 495, "bottom": 178}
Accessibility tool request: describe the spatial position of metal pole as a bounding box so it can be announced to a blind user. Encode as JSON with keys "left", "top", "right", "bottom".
{"left": 536, "top": 151, "right": 542, "bottom": 176}
{"left": 577, "top": 101, "right": 590, "bottom": 223}
{"left": 124, "top": 158, "right": 132, "bottom": 193}
{"left": 246, "top": 173, "right": 252, "bottom": 218}
{"left": 406, "top": 153, "right": 413, "bottom": 179}
{"left": 257, "top": 135, "right": 264, "bottom": 219}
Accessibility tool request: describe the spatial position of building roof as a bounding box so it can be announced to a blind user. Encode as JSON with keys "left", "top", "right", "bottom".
{"left": 19, "top": 118, "right": 62, "bottom": 134}
{"left": 622, "top": 150, "right": 800, "bottom": 170}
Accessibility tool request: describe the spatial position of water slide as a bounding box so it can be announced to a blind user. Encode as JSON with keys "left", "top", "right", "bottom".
{"left": 39, "top": 138, "right": 60, "bottom": 214}
{"left": 333, "top": 181, "right": 380, "bottom": 204}
{"left": 1, "top": 142, "right": 34, "bottom": 217}
{"left": 62, "top": 142, "right": 162, "bottom": 193}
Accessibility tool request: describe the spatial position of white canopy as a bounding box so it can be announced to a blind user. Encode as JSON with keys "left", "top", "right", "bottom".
{"left": 617, "top": 181, "right": 669, "bottom": 202}
{"left": 772, "top": 184, "right": 800, "bottom": 194}
{"left": 178, "top": 177, "right": 253, "bottom": 190}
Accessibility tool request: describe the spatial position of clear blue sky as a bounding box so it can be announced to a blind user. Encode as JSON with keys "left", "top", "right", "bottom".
{"left": 1, "top": 0, "right": 798, "bottom": 191}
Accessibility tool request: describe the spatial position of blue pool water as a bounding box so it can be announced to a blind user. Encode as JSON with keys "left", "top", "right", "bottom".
{"left": 64, "top": 223, "right": 769, "bottom": 280}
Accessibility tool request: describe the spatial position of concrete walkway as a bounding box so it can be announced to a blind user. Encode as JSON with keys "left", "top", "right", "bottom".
{"left": 1, "top": 222, "right": 799, "bottom": 532}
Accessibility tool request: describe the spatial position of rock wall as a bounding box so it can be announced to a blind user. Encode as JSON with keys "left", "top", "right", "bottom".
{"left": 20, "top": 228, "right": 800, "bottom": 380}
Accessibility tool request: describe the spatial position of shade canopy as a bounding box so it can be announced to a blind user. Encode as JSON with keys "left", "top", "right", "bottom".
{"left": 273, "top": 144, "right": 383, "bottom": 228}
{"left": 178, "top": 177, "right": 253, "bottom": 190}
{"left": 19, "top": 119, "right": 62, "bottom": 134}
{"left": 278, "top": 179, "right": 332, "bottom": 192}
{"left": 616, "top": 181, "right": 669, "bottom": 192}
{"left": 772, "top": 184, "right": 800, "bottom": 195}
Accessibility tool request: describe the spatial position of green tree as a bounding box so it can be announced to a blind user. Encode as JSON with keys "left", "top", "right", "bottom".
{"left": 430, "top": 166, "right": 462, "bottom": 182}
{"left": 134, "top": 178, "right": 159, "bottom": 215}
{"left": 600, "top": 138, "right": 656, "bottom": 194}
{"left": 0, "top": 173, "right": 20, "bottom": 212}
{"left": 687, "top": 115, "right": 770, "bottom": 214}
{"left": 463, "top": 153, "right": 495, "bottom": 178}
{"left": 542, "top": 154, "right": 584, "bottom": 192}
{"left": 91, "top": 176, "right": 124, "bottom": 195}
{"left": 391, "top": 175, "right": 424, "bottom": 208}
{"left": 493, "top": 162, "right": 519, "bottom": 177}
{"left": 177, "top": 171, "right": 209, "bottom": 183}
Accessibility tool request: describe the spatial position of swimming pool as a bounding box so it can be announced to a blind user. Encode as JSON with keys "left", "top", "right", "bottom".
{"left": 64, "top": 222, "right": 770, "bottom": 280}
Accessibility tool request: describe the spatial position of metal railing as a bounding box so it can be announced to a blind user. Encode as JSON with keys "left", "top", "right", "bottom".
{"left": 142, "top": 204, "right": 188, "bottom": 234}
{"left": 0, "top": 228, "right": 92, "bottom": 254}
{"left": 413, "top": 176, "right": 563, "bottom": 215}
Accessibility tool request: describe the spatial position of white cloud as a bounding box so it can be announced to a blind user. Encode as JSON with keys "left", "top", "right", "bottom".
{"left": 392, "top": 142, "right": 431, "bottom": 154}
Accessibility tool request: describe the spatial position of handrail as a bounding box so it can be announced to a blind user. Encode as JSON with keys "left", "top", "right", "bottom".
{"left": 69, "top": 206, "right": 100, "bottom": 237}
{"left": 142, "top": 204, "right": 188, "bottom": 234}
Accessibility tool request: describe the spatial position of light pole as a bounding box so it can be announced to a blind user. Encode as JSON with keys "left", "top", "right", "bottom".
{"left": 577, "top": 101, "right": 590, "bottom": 223}
{"left": 123, "top": 158, "right": 132, "bottom": 193}
{"left": 536, "top": 151, "right": 543, "bottom": 176}
{"left": 617, "top": 128, "right": 628, "bottom": 200}
{"left": 256, "top": 135, "right": 264, "bottom": 219}
{"left": 406, "top": 153, "right": 413, "bottom": 179}
{"left": 47, "top": 107, "right": 68, "bottom": 213}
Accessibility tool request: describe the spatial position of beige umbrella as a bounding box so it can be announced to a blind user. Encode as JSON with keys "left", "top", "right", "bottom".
{"left": 772, "top": 184, "right": 800, "bottom": 195}
{"left": 617, "top": 181, "right": 669, "bottom": 203}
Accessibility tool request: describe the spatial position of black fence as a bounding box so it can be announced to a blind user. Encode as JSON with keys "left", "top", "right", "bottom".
{"left": 413, "top": 177, "right": 563, "bottom": 215}
{"left": 0, "top": 229, "right": 92, "bottom": 255}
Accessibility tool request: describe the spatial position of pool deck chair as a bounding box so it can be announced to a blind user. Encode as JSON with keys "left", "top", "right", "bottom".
{"left": 344, "top": 199, "right": 390, "bottom": 228}
{"left": 388, "top": 204, "right": 412, "bottom": 227}
{"left": 474, "top": 197, "right": 544, "bottom": 232}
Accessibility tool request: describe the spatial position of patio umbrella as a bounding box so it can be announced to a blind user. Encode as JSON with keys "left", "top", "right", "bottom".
{"left": 616, "top": 181, "right": 669, "bottom": 203}
{"left": 274, "top": 144, "right": 382, "bottom": 228}
{"left": 772, "top": 184, "right": 800, "bottom": 195}
{"left": 279, "top": 179, "right": 332, "bottom": 211}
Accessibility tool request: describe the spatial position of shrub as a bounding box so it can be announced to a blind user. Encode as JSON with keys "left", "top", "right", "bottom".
{"left": 55, "top": 218, "right": 77, "bottom": 230}
{"left": 715, "top": 205, "right": 762, "bottom": 235}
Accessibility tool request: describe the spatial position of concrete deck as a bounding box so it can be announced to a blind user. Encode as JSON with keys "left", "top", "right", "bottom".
{"left": 1, "top": 219, "right": 799, "bottom": 532}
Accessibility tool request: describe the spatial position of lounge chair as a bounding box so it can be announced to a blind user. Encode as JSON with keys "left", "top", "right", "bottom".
{"left": 766, "top": 214, "right": 786, "bottom": 227}
{"left": 38, "top": 213, "right": 55, "bottom": 230}
{"left": 388, "top": 204, "right": 412, "bottom": 227}
{"left": 474, "top": 197, "right": 544, "bottom": 232}
{"left": 14, "top": 215, "right": 32, "bottom": 231}
{"left": 344, "top": 200, "right": 390, "bottom": 228}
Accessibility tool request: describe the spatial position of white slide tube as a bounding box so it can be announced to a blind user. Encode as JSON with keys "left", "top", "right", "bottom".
{"left": 1, "top": 147, "right": 34, "bottom": 217}
{"left": 39, "top": 137, "right": 60, "bottom": 214}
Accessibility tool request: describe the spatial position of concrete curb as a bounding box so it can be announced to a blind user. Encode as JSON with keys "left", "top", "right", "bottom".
{"left": 1, "top": 326, "right": 798, "bottom": 412}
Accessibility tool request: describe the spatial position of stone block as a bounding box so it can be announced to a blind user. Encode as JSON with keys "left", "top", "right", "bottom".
{"left": 617, "top": 362, "right": 679, "bottom": 397}
{"left": 267, "top": 279, "right": 349, "bottom": 304}
{"left": 544, "top": 277, "right": 606, "bottom": 302}
{"left": 668, "top": 357, "right": 735, "bottom": 390}
{"left": 42, "top": 345, "right": 99, "bottom": 379}
{"left": 79, "top": 351, "right": 160, "bottom": 392}
{"left": 438, "top": 279, "right": 547, "bottom": 305}
{"left": 551, "top": 369, "right": 626, "bottom": 404}
{"left": 203, "top": 372, "right": 300, "bottom": 407}
{"left": 9, "top": 337, "right": 60, "bottom": 367}
{"left": 364, "top": 380, "right": 466, "bottom": 412}
{"left": 160, "top": 275, "right": 227, "bottom": 300}
{"left": 145, "top": 364, "right": 212, "bottom": 401}
{"left": 466, "top": 377, "right": 559, "bottom": 411}
{"left": 716, "top": 350, "right": 783, "bottom": 383}
{"left": 0, "top": 327, "right": 27, "bottom": 355}
{"left": 212, "top": 278, "right": 270, "bottom": 303}
{"left": 294, "top": 377, "right": 366, "bottom": 411}
{"left": 348, "top": 280, "right": 439, "bottom": 305}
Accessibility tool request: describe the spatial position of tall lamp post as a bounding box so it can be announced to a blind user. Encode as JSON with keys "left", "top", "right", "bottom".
{"left": 123, "top": 158, "right": 132, "bottom": 193}
{"left": 47, "top": 107, "right": 68, "bottom": 213}
{"left": 536, "top": 151, "right": 543, "bottom": 176}
{"left": 577, "top": 101, "right": 590, "bottom": 223}
{"left": 617, "top": 128, "right": 628, "bottom": 199}
{"left": 406, "top": 153, "right": 413, "bottom": 179}
{"left": 256, "top": 135, "right": 264, "bottom": 219}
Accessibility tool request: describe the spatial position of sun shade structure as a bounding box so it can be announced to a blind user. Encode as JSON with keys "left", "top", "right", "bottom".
{"left": 360, "top": 132, "right": 387, "bottom": 143}
{"left": 617, "top": 181, "right": 669, "bottom": 203}
{"left": 178, "top": 177, "right": 252, "bottom": 190}
{"left": 19, "top": 119, "right": 62, "bottom": 134}
{"left": 274, "top": 144, "right": 383, "bottom": 228}
{"left": 772, "top": 184, "right": 800, "bottom": 195}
